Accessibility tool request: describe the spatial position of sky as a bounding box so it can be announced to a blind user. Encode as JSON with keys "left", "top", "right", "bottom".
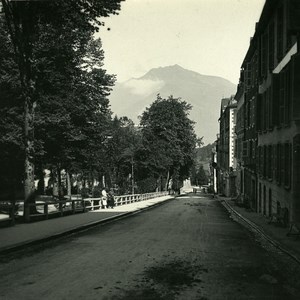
{"left": 97, "top": 0, "right": 265, "bottom": 85}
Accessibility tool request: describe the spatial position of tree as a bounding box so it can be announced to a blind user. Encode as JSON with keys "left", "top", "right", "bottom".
{"left": 101, "top": 116, "right": 142, "bottom": 194}
{"left": 0, "top": 15, "right": 23, "bottom": 203}
{"left": 0, "top": 0, "right": 123, "bottom": 213}
{"left": 34, "top": 36, "right": 115, "bottom": 196}
{"left": 191, "top": 164, "right": 208, "bottom": 186}
{"left": 139, "top": 95, "right": 197, "bottom": 191}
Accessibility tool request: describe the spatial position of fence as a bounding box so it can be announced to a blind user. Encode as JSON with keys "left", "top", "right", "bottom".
{"left": 0, "top": 191, "right": 169, "bottom": 225}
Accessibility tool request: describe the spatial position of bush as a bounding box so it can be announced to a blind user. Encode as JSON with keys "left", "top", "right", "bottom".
{"left": 136, "top": 177, "right": 157, "bottom": 194}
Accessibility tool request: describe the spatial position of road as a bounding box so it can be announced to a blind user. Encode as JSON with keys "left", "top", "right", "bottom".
{"left": 1, "top": 194, "right": 300, "bottom": 299}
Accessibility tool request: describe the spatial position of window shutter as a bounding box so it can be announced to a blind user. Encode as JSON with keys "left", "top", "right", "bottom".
{"left": 281, "top": 144, "right": 285, "bottom": 185}
{"left": 242, "top": 141, "right": 248, "bottom": 158}
{"left": 257, "top": 94, "right": 262, "bottom": 131}
{"left": 257, "top": 147, "right": 261, "bottom": 175}
{"left": 273, "top": 145, "right": 277, "bottom": 180}
{"left": 263, "top": 146, "right": 267, "bottom": 178}
{"left": 288, "top": 0, "right": 300, "bottom": 32}
{"left": 292, "top": 54, "right": 300, "bottom": 120}
{"left": 272, "top": 74, "right": 280, "bottom": 126}
{"left": 277, "top": 144, "right": 281, "bottom": 184}
{"left": 260, "top": 146, "right": 264, "bottom": 175}
{"left": 292, "top": 134, "right": 300, "bottom": 222}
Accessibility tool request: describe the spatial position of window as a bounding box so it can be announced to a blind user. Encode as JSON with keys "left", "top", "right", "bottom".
{"left": 276, "top": 143, "right": 281, "bottom": 184}
{"left": 284, "top": 143, "right": 291, "bottom": 188}
{"left": 268, "top": 87, "right": 273, "bottom": 129}
{"left": 268, "top": 22, "right": 275, "bottom": 70}
{"left": 267, "top": 145, "right": 273, "bottom": 180}
{"left": 273, "top": 145, "right": 277, "bottom": 180}
{"left": 257, "top": 146, "right": 261, "bottom": 175}
{"left": 252, "top": 140, "right": 256, "bottom": 159}
{"left": 279, "top": 71, "right": 285, "bottom": 125}
{"left": 263, "top": 146, "right": 267, "bottom": 178}
{"left": 271, "top": 74, "right": 280, "bottom": 126}
{"left": 260, "top": 146, "right": 264, "bottom": 175}
{"left": 249, "top": 140, "right": 253, "bottom": 159}
{"left": 284, "top": 65, "right": 291, "bottom": 125}
{"left": 277, "top": 6, "right": 284, "bottom": 60}
{"left": 266, "top": 89, "right": 271, "bottom": 130}
{"left": 280, "top": 144, "right": 285, "bottom": 186}
{"left": 242, "top": 141, "right": 249, "bottom": 158}
{"left": 245, "top": 62, "right": 251, "bottom": 90}
{"left": 261, "top": 31, "right": 268, "bottom": 77}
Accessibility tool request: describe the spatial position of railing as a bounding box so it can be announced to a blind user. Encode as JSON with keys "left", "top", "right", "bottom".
{"left": 0, "top": 191, "right": 169, "bottom": 224}
{"left": 23, "top": 199, "right": 86, "bottom": 222}
{"left": 84, "top": 191, "right": 168, "bottom": 210}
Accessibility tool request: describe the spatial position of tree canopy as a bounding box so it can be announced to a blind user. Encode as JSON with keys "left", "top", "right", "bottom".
{"left": 139, "top": 95, "right": 197, "bottom": 190}
{"left": 0, "top": 0, "right": 123, "bottom": 204}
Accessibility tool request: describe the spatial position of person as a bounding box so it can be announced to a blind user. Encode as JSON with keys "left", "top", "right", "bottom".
{"left": 107, "top": 188, "right": 115, "bottom": 209}
{"left": 168, "top": 178, "right": 173, "bottom": 195}
{"left": 101, "top": 187, "right": 107, "bottom": 209}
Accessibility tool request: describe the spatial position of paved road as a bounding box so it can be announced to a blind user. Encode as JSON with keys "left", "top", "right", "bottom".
{"left": 1, "top": 194, "right": 300, "bottom": 299}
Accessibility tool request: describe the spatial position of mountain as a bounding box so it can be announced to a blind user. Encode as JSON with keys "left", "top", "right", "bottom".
{"left": 109, "top": 65, "right": 236, "bottom": 144}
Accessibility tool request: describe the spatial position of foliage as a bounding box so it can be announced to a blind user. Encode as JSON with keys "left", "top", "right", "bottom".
{"left": 0, "top": 0, "right": 123, "bottom": 202}
{"left": 195, "top": 143, "right": 215, "bottom": 163}
{"left": 103, "top": 116, "right": 143, "bottom": 194}
{"left": 139, "top": 95, "right": 197, "bottom": 190}
{"left": 0, "top": 16, "right": 24, "bottom": 200}
{"left": 190, "top": 164, "right": 209, "bottom": 186}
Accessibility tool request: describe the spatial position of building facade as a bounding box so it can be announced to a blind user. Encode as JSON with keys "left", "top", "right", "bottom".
{"left": 234, "top": 81, "right": 245, "bottom": 205}
{"left": 217, "top": 96, "right": 237, "bottom": 197}
{"left": 231, "top": 0, "right": 300, "bottom": 224}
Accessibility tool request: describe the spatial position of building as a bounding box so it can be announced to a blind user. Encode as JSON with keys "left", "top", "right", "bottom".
{"left": 257, "top": 0, "right": 300, "bottom": 224}
{"left": 233, "top": 0, "right": 300, "bottom": 225}
{"left": 217, "top": 96, "right": 237, "bottom": 197}
{"left": 210, "top": 144, "right": 218, "bottom": 194}
{"left": 234, "top": 79, "right": 245, "bottom": 205}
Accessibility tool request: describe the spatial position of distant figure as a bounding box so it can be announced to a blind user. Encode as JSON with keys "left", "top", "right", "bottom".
{"left": 107, "top": 189, "right": 115, "bottom": 208}
{"left": 101, "top": 187, "right": 107, "bottom": 209}
{"left": 168, "top": 178, "right": 173, "bottom": 195}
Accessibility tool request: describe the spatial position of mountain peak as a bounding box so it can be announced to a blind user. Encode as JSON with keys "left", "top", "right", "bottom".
{"left": 110, "top": 66, "right": 237, "bottom": 143}
{"left": 141, "top": 64, "right": 199, "bottom": 81}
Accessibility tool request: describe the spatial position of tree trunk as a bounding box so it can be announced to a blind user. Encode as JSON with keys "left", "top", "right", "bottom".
{"left": 9, "top": 158, "right": 17, "bottom": 226}
{"left": 165, "top": 170, "right": 170, "bottom": 191}
{"left": 57, "top": 166, "right": 63, "bottom": 200}
{"left": 2, "top": 1, "right": 38, "bottom": 220}
{"left": 66, "top": 171, "right": 72, "bottom": 197}
{"left": 23, "top": 88, "right": 38, "bottom": 219}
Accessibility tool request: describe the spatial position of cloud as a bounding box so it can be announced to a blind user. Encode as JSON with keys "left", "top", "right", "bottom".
{"left": 124, "top": 79, "right": 165, "bottom": 97}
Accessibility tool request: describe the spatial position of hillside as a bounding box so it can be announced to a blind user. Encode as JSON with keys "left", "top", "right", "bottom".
{"left": 109, "top": 65, "right": 236, "bottom": 144}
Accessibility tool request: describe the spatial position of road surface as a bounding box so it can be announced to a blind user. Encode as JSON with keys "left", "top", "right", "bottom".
{"left": 1, "top": 194, "right": 300, "bottom": 299}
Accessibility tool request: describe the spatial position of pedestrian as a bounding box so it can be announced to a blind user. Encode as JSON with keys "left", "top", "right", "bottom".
{"left": 168, "top": 178, "right": 173, "bottom": 195}
{"left": 101, "top": 187, "right": 107, "bottom": 209}
{"left": 107, "top": 188, "right": 115, "bottom": 208}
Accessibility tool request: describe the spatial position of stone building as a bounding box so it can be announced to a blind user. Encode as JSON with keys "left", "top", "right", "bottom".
{"left": 233, "top": 0, "right": 300, "bottom": 224}
{"left": 234, "top": 80, "right": 245, "bottom": 205}
{"left": 217, "top": 96, "right": 237, "bottom": 197}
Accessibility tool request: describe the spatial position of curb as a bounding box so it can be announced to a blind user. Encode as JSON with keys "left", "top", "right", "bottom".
{"left": 0, "top": 196, "right": 175, "bottom": 255}
{"left": 219, "top": 198, "right": 300, "bottom": 265}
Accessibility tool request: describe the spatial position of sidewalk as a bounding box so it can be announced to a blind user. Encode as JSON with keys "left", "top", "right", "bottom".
{"left": 0, "top": 195, "right": 174, "bottom": 254}
{"left": 219, "top": 196, "right": 300, "bottom": 263}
